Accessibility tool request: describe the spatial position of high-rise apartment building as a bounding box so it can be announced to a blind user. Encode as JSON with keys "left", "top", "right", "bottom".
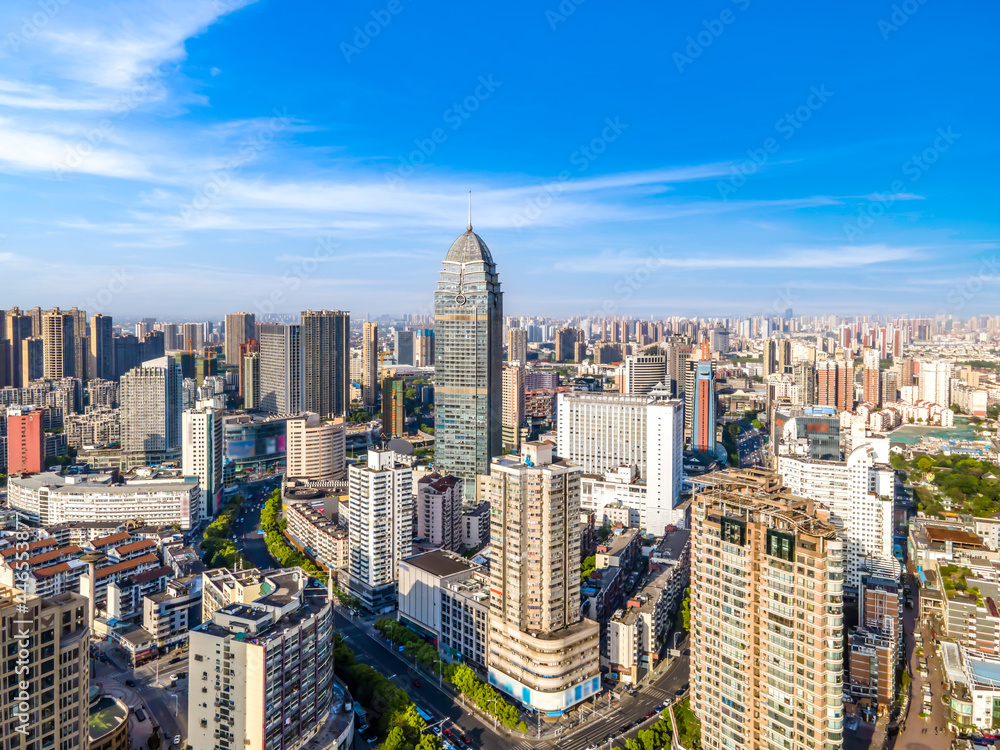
{"left": 286, "top": 412, "right": 346, "bottom": 481}
{"left": 690, "top": 470, "right": 845, "bottom": 750}
{"left": 620, "top": 354, "right": 668, "bottom": 395}
{"left": 862, "top": 348, "right": 881, "bottom": 406}
{"left": 416, "top": 473, "right": 463, "bottom": 551}
{"left": 777, "top": 433, "right": 895, "bottom": 590}
{"left": 554, "top": 327, "right": 580, "bottom": 362}
{"left": 644, "top": 399, "right": 685, "bottom": 532}
{"left": 7, "top": 406, "right": 45, "bottom": 473}
{"left": 242, "top": 350, "right": 261, "bottom": 409}
{"left": 90, "top": 313, "right": 114, "bottom": 380}
{"left": 817, "top": 360, "right": 852, "bottom": 412}
{"left": 346, "top": 449, "right": 413, "bottom": 612}
{"left": 557, "top": 392, "right": 649, "bottom": 476}
{"left": 380, "top": 376, "right": 405, "bottom": 439}
{"left": 362, "top": 321, "right": 378, "bottom": 409}
{"left": 21, "top": 337, "right": 44, "bottom": 385}
{"left": 0, "top": 584, "right": 90, "bottom": 748}
{"left": 666, "top": 337, "right": 692, "bottom": 397}
{"left": 480, "top": 442, "right": 601, "bottom": 713}
{"left": 259, "top": 323, "right": 302, "bottom": 415}
{"left": 182, "top": 402, "right": 224, "bottom": 516}
{"left": 187, "top": 568, "right": 335, "bottom": 750}
{"left": 5, "top": 309, "right": 33, "bottom": 387}
{"left": 301, "top": 310, "right": 350, "bottom": 418}
{"left": 507, "top": 327, "right": 527, "bottom": 365}
{"left": 224, "top": 312, "right": 256, "bottom": 367}
{"left": 120, "top": 356, "right": 183, "bottom": 463}
{"left": 501, "top": 364, "right": 525, "bottom": 451}
{"left": 414, "top": 328, "right": 435, "bottom": 367}
{"left": 394, "top": 329, "right": 415, "bottom": 366}
{"left": 434, "top": 223, "right": 503, "bottom": 497}
{"left": 686, "top": 360, "right": 716, "bottom": 453}
{"left": 237, "top": 338, "right": 259, "bottom": 399}
{"left": 42, "top": 308, "right": 75, "bottom": 379}
{"left": 918, "top": 360, "right": 953, "bottom": 407}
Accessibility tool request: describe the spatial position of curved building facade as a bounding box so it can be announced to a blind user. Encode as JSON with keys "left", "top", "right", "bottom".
{"left": 433, "top": 223, "right": 503, "bottom": 497}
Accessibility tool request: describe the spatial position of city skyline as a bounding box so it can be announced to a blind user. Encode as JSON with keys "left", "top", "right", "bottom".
{"left": 0, "top": 1, "right": 996, "bottom": 317}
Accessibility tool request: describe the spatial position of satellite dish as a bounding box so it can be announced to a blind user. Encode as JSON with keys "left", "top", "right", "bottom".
{"left": 387, "top": 438, "right": 415, "bottom": 456}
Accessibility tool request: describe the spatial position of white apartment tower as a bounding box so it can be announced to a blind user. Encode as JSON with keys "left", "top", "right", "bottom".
{"left": 259, "top": 323, "right": 302, "bottom": 415}
{"left": 286, "top": 412, "right": 347, "bottom": 481}
{"left": 182, "top": 401, "right": 224, "bottom": 517}
{"left": 346, "top": 449, "right": 413, "bottom": 613}
{"left": 120, "top": 356, "right": 183, "bottom": 461}
{"left": 480, "top": 442, "right": 601, "bottom": 713}
{"left": 416, "top": 473, "right": 463, "bottom": 551}
{"left": 556, "top": 392, "right": 649, "bottom": 476}
{"left": 619, "top": 354, "right": 668, "bottom": 395}
{"left": 644, "top": 399, "right": 685, "bottom": 532}
{"left": 918, "top": 360, "right": 953, "bottom": 407}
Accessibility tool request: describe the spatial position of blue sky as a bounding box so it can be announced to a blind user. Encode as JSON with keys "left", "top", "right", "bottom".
{"left": 0, "top": 0, "right": 996, "bottom": 320}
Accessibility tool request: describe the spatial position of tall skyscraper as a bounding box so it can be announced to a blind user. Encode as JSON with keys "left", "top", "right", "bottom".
{"left": 690, "top": 471, "right": 844, "bottom": 750}
{"left": 480, "top": 442, "right": 600, "bottom": 713}
{"left": 182, "top": 402, "right": 225, "bottom": 516}
{"left": 554, "top": 327, "right": 580, "bottom": 361}
{"left": 394, "top": 329, "right": 415, "bottom": 366}
{"left": 301, "top": 310, "right": 350, "bottom": 418}
{"left": 644, "top": 399, "right": 685, "bottom": 532}
{"left": 42, "top": 308, "right": 75, "bottom": 379}
{"left": 20, "top": 337, "right": 43, "bottom": 386}
{"left": 259, "top": 323, "right": 302, "bottom": 415}
{"left": 862, "top": 348, "right": 881, "bottom": 406}
{"left": 434, "top": 220, "right": 503, "bottom": 496}
{"left": 120, "top": 356, "right": 183, "bottom": 463}
{"left": 346, "top": 449, "right": 413, "bottom": 612}
{"left": 501, "top": 363, "right": 525, "bottom": 451}
{"left": 686, "top": 360, "right": 716, "bottom": 453}
{"left": 362, "top": 321, "right": 378, "bottom": 409}
{"left": 619, "top": 354, "right": 668, "bottom": 395}
{"left": 380, "top": 375, "right": 405, "bottom": 439}
{"left": 242, "top": 349, "right": 261, "bottom": 409}
{"left": 89, "top": 313, "right": 114, "bottom": 380}
{"left": 224, "top": 311, "right": 256, "bottom": 367}
{"left": 507, "top": 327, "right": 527, "bottom": 365}
{"left": 0, "top": 585, "right": 90, "bottom": 748}
{"left": 414, "top": 328, "right": 435, "bottom": 367}
{"left": 4, "top": 308, "right": 33, "bottom": 387}
{"left": 918, "top": 360, "right": 953, "bottom": 407}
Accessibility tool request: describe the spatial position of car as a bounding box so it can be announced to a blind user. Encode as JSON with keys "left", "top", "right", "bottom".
{"left": 358, "top": 724, "right": 369, "bottom": 734}
{"left": 676, "top": 687, "right": 686, "bottom": 695}
{"left": 443, "top": 728, "right": 452, "bottom": 736}
{"left": 125, "top": 679, "right": 136, "bottom": 687}
{"left": 431, "top": 727, "right": 441, "bottom": 736}
{"left": 459, "top": 734, "right": 470, "bottom": 744}
{"left": 620, "top": 723, "right": 633, "bottom": 733}
{"left": 645, "top": 711, "right": 656, "bottom": 719}
{"left": 135, "top": 708, "right": 146, "bottom": 722}
{"left": 173, "top": 736, "right": 181, "bottom": 746}
{"left": 655, "top": 703, "right": 666, "bottom": 712}
{"left": 169, "top": 657, "right": 183, "bottom": 664}
{"left": 413, "top": 680, "right": 422, "bottom": 688}
{"left": 170, "top": 674, "right": 179, "bottom": 683}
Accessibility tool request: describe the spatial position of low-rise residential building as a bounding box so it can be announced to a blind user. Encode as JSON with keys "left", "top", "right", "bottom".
{"left": 283, "top": 498, "right": 349, "bottom": 573}
{"left": 143, "top": 575, "right": 203, "bottom": 647}
{"left": 461, "top": 502, "right": 490, "bottom": 550}
{"left": 201, "top": 566, "right": 273, "bottom": 622}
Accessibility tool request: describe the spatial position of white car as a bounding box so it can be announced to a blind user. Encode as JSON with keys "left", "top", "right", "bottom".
{"left": 173, "top": 736, "right": 181, "bottom": 746}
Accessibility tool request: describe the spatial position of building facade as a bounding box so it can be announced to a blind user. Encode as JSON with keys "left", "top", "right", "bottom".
{"left": 301, "top": 310, "right": 350, "bottom": 419}
{"left": 416, "top": 473, "right": 463, "bottom": 551}
{"left": 259, "top": 323, "right": 302, "bottom": 415}
{"left": 286, "top": 413, "right": 346, "bottom": 481}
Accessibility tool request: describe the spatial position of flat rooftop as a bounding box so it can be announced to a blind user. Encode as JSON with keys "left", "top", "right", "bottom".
{"left": 404, "top": 549, "right": 477, "bottom": 578}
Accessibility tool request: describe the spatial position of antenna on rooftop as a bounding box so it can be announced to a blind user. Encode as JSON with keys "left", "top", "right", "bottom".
{"left": 468, "top": 190, "right": 472, "bottom": 232}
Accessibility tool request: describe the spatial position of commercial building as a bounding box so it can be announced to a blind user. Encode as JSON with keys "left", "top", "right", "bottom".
{"left": 286, "top": 413, "right": 346, "bottom": 482}
{"left": 301, "top": 310, "right": 350, "bottom": 418}
{"left": 619, "top": 355, "right": 667, "bottom": 396}
{"left": 434, "top": 223, "right": 503, "bottom": 497}
{"left": 501, "top": 364, "right": 525, "bottom": 451}
{"left": 685, "top": 360, "right": 716, "bottom": 453}
{"left": 345, "top": 449, "right": 413, "bottom": 612}
{"left": 182, "top": 402, "right": 224, "bottom": 517}
{"left": 187, "top": 568, "right": 336, "bottom": 750}
{"left": 777, "top": 433, "right": 895, "bottom": 590}
{"left": 690, "top": 470, "right": 845, "bottom": 750}
{"left": 398, "top": 550, "right": 490, "bottom": 672}
{"left": 120, "top": 356, "right": 183, "bottom": 466}
{"left": 224, "top": 312, "right": 256, "bottom": 368}
{"left": 223, "top": 413, "right": 292, "bottom": 475}
{"left": 258, "top": 323, "right": 302, "bottom": 415}
{"left": 7, "top": 468, "right": 201, "bottom": 529}
{"left": 7, "top": 405, "right": 45, "bottom": 473}
{"left": 394, "top": 329, "right": 415, "bottom": 366}
{"left": 416, "top": 473, "right": 463, "bottom": 551}
{"left": 414, "top": 328, "right": 435, "bottom": 367}
{"left": 0, "top": 584, "right": 90, "bottom": 748}
{"left": 88, "top": 692, "right": 130, "bottom": 750}
{"left": 480, "top": 442, "right": 601, "bottom": 714}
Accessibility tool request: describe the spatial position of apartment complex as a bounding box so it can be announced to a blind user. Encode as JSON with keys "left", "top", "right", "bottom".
{"left": 0, "top": 584, "right": 91, "bottom": 749}
{"left": 224, "top": 312, "right": 256, "bottom": 367}
{"left": 345, "top": 449, "right": 413, "bottom": 612}
{"left": 301, "top": 310, "right": 350, "bottom": 419}
{"left": 285, "top": 412, "right": 346, "bottom": 481}
{"left": 7, "top": 406, "right": 45, "bottom": 473}
{"left": 507, "top": 328, "right": 527, "bottom": 366}
{"left": 187, "top": 568, "right": 336, "bottom": 750}
{"left": 690, "top": 470, "right": 845, "bottom": 750}
{"left": 120, "top": 356, "right": 183, "bottom": 464}
{"left": 480, "top": 442, "right": 600, "bottom": 713}
{"left": 362, "top": 321, "right": 378, "bottom": 408}
{"left": 501, "top": 364, "right": 525, "bottom": 451}
{"left": 283, "top": 498, "right": 349, "bottom": 573}
{"left": 182, "top": 403, "right": 224, "bottom": 517}
{"left": 416, "top": 473, "right": 463, "bottom": 551}
{"left": 259, "top": 323, "right": 302, "bottom": 415}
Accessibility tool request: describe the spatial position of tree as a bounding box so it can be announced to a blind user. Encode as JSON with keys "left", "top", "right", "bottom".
{"left": 380, "top": 727, "right": 407, "bottom": 750}
{"left": 626, "top": 739, "right": 642, "bottom": 750}
{"left": 916, "top": 456, "right": 934, "bottom": 472}
{"left": 680, "top": 590, "right": 691, "bottom": 631}
{"left": 415, "top": 736, "right": 444, "bottom": 750}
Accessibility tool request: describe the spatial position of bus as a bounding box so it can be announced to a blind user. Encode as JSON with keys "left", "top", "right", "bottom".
{"left": 414, "top": 706, "right": 433, "bottom": 723}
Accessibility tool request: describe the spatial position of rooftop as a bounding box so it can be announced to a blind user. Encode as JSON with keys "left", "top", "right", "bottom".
{"left": 88, "top": 695, "right": 128, "bottom": 742}
{"left": 403, "top": 549, "right": 478, "bottom": 579}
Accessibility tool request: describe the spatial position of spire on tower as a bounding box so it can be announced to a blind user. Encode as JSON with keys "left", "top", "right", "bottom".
{"left": 468, "top": 190, "right": 472, "bottom": 231}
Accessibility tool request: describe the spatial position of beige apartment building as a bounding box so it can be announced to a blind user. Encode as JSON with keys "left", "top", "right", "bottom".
{"left": 501, "top": 364, "right": 525, "bottom": 451}
{"left": 0, "top": 584, "right": 90, "bottom": 749}
{"left": 690, "top": 470, "right": 845, "bottom": 750}
{"left": 479, "top": 441, "right": 600, "bottom": 714}
{"left": 362, "top": 321, "right": 378, "bottom": 408}
{"left": 286, "top": 412, "right": 346, "bottom": 481}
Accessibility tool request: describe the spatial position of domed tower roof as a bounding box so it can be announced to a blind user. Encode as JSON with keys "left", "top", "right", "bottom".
{"left": 445, "top": 228, "right": 494, "bottom": 265}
